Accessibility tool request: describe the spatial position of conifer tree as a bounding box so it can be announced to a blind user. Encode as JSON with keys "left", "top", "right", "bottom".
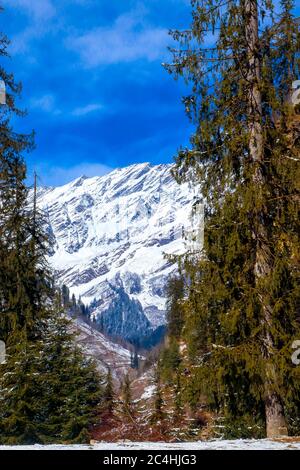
{"left": 150, "top": 368, "right": 165, "bottom": 424}
{"left": 131, "top": 349, "right": 139, "bottom": 370}
{"left": 1, "top": 6, "right": 51, "bottom": 348}
{"left": 61, "top": 284, "right": 70, "bottom": 310}
{"left": 0, "top": 315, "right": 103, "bottom": 444}
{"left": 0, "top": 19, "right": 47, "bottom": 340}
{"left": 121, "top": 373, "right": 134, "bottom": 420}
{"left": 71, "top": 293, "right": 76, "bottom": 310}
{"left": 166, "top": 276, "right": 185, "bottom": 339}
{"left": 160, "top": 338, "right": 181, "bottom": 384}
{"left": 165, "top": 0, "right": 300, "bottom": 437}
{"left": 104, "top": 368, "right": 115, "bottom": 414}
{"left": 0, "top": 10, "right": 104, "bottom": 444}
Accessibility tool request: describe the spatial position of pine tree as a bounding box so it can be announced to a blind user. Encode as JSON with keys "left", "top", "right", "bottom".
{"left": 71, "top": 293, "right": 76, "bottom": 310}
{"left": 121, "top": 373, "right": 135, "bottom": 421}
{"left": 131, "top": 349, "right": 139, "bottom": 370}
{"left": 150, "top": 368, "right": 165, "bottom": 425}
{"left": 61, "top": 284, "right": 70, "bottom": 310}
{"left": 160, "top": 338, "right": 181, "bottom": 384}
{"left": 0, "top": 314, "right": 103, "bottom": 444}
{"left": 0, "top": 20, "right": 48, "bottom": 340}
{"left": 160, "top": 277, "right": 184, "bottom": 384}
{"left": 166, "top": 276, "right": 185, "bottom": 339}
{"left": 104, "top": 368, "right": 115, "bottom": 414}
{"left": 0, "top": 11, "right": 104, "bottom": 444}
{"left": 1, "top": 5, "right": 51, "bottom": 350}
{"left": 165, "top": 0, "right": 300, "bottom": 437}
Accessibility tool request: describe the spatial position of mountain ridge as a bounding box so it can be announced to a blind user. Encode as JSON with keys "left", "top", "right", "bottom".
{"left": 35, "top": 162, "right": 202, "bottom": 346}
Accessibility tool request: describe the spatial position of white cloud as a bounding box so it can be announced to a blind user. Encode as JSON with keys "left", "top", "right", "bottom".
{"left": 8, "top": 0, "right": 56, "bottom": 20}
{"left": 66, "top": 8, "right": 169, "bottom": 67}
{"left": 30, "top": 93, "right": 61, "bottom": 115}
{"left": 72, "top": 103, "right": 103, "bottom": 116}
{"left": 7, "top": 2, "right": 170, "bottom": 61}
{"left": 30, "top": 95, "right": 104, "bottom": 117}
{"left": 5, "top": 0, "right": 57, "bottom": 54}
{"left": 28, "top": 162, "right": 112, "bottom": 187}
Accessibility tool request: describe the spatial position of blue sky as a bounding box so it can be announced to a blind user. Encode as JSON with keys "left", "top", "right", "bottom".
{"left": 2, "top": 0, "right": 193, "bottom": 186}
{"left": 2, "top": 0, "right": 299, "bottom": 186}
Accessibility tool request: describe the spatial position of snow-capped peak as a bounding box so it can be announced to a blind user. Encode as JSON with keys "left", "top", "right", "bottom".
{"left": 36, "top": 163, "right": 202, "bottom": 345}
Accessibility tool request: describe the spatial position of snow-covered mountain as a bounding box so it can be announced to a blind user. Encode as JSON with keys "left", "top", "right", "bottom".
{"left": 36, "top": 163, "right": 203, "bottom": 346}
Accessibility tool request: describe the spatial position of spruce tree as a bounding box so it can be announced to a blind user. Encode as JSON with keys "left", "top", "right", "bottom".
{"left": 150, "top": 368, "right": 165, "bottom": 424}
{"left": 1, "top": 1, "right": 51, "bottom": 371}
{"left": 121, "top": 373, "right": 134, "bottom": 421}
{"left": 160, "top": 338, "right": 181, "bottom": 384}
{"left": 132, "top": 350, "right": 139, "bottom": 370}
{"left": 0, "top": 315, "right": 103, "bottom": 444}
{"left": 61, "top": 284, "right": 71, "bottom": 310}
{"left": 165, "top": 0, "right": 300, "bottom": 437}
{"left": 104, "top": 368, "right": 115, "bottom": 414}
{"left": 0, "top": 20, "right": 46, "bottom": 340}
{"left": 166, "top": 276, "right": 185, "bottom": 339}
{"left": 0, "top": 10, "right": 104, "bottom": 444}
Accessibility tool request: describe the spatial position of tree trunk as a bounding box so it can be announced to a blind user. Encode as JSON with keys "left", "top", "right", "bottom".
{"left": 245, "top": 0, "right": 288, "bottom": 437}
{"left": 265, "top": 365, "right": 288, "bottom": 438}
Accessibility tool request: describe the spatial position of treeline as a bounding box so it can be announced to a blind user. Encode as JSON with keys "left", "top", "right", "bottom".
{"left": 0, "top": 13, "right": 104, "bottom": 445}
{"left": 60, "top": 286, "right": 142, "bottom": 370}
{"left": 59, "top": 284, "right": 90, "bottom": 317}
{"left": 159, "top": 0, "right": 300, "bottom": 439}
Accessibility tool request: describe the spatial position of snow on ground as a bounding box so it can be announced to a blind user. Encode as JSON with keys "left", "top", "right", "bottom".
{"left": 0, "top": 440, "right": 300, "bottom": 450}
{"left": 140, "top": 385, "right": 156, "bottom": 400}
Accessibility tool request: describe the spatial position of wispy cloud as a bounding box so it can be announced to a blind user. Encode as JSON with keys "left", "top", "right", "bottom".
{"left": 8, "top": 0, "right": 56, "bottom": 20}
{"left": 66, "top": 7, "right": 169, "bottom": 67}
{"left": 4, "top": 0, "right": 57, "bottom": 54}
{"left": 31, "top": 95, "right": 104, "bottom": 118}
{"left": 30, "top": 94, "right": 61, "bottom": 115}
{"left": 71, "top": 103, "right": 103, "bottom": 117}
{"left": 28, "top": 162, "right": 112, "bottom": 187}
{"left": 6, "top": 0, "right": 191, "bottom": 177}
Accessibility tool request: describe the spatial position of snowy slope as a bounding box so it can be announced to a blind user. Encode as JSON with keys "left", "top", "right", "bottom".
{"left": 73, "top": 317, "right": 132, "bottom": 384}
{"left": 35, "top": 163, "right": 203, "bottom": 344}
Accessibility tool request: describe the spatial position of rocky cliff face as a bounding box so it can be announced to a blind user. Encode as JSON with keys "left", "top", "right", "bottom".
{"left": 36, "top": 163, "right": 202, "bottom": 346}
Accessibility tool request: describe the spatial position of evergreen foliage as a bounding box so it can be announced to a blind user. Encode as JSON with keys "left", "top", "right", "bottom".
{"left": 60, "top": 284, "right": 89, "bottom": 318}
{"left": 163, "top": 0, "right": 300, "bottom": 437}
{"left": 160, "top": 276, "right": 184, "bottom": 383}
{"left": 130, "top": 349, "right": 139, "bottom": 369}
{"left": 121, "top": 373, "right": 135, "bottom": 420}
{"left": 166, "top": 276, "right": 185, "bottom": 339}
{"left": 0, "top": 26, "right": 50, "bottom": 341}
{"left": 0, "top": 11, "right": 104, "bottom": 444}
{"left": 103, "top": 369, "right": 115, "bottom": 414}
{"left": 160, "top": 339, "right": 181, "bottom": 384}
{"left": 0, "top": 315, "right": 103, "bottom": 444}
{"left": 150, "top": 368, "right": 166, "bottom": 425}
